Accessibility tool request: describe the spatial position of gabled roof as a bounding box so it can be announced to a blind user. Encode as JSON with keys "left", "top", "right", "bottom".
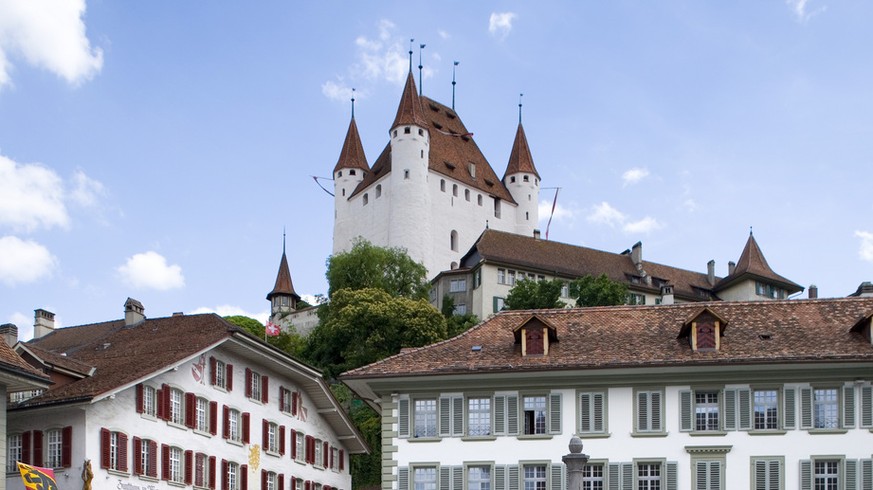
{"left": 341, "top": 297, "right": 873, "bottom": 383}
{"left": 333, "top": 116, "right": 369, "bottom": 174}
{"left": 714, "top": 233, "right": 803, "bottom": 294}
{"left": 391, "top": 71, "right": 427, "bottom": 128}
{"left": 503, "top": 123, "right": 540, "bottom": 180}
{"left": 677, "top": 307, "right": 729, "bottom": 339}
{"left": 267, "top": 250, "right": 300, "bottom": 302}
{"left": 0, "top": 340, "right": 50, "bottom": 391}
{"left": 456, "top": 229, "right": 715, "bottom": 300}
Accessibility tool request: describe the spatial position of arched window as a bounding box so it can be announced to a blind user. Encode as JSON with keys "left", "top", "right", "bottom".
{"left": 477, "top": 195, "right": 483, "bottom": 206}
{"left": 363, "top": 194, "right": 369, "bottom": 206}
{"left": 440, "top": 180, "right": 446, "bottom": 192}
{"left": 453, "top": 184, "right": 458, "bottom": 197}
{"left": 376, "top": 185, "right": 382, "bottom": 198}
{"left": 450, "top": 230, "right": 459, "bottom": 252}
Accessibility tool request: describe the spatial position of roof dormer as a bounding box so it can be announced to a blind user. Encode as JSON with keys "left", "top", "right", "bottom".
{"left": 513, "top": 315, "right": 558, "bottom": 356}
{"left": 678, "top": 308, "right": 728, "bottom": 352}
{"left": 850, "top": 313, "right": 873, "bottom": 345}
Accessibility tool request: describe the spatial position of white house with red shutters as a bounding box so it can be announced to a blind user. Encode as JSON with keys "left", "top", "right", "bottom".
{"left": 5, "top": 298, "right": 367, "bottom": 490}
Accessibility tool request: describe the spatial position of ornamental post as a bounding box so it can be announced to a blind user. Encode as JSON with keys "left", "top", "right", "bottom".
{"left": 562, "top": 436, "right": 590, "bottom": 490}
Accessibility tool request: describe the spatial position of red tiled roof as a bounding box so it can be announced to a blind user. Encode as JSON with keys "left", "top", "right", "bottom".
{"left": 714, "top": 233, "right": 802, "bottom": 293}
{"left": 333, "top": 116, "right": 369, "bottom": 174}
{"left": 391, "top": 71, "right": 428, "bottom": 129}
{"left": 462, "top": 229, "right": 715, "bottom": 300}
{"left": 341, "top": 297, "right": 873, "bottom": 379}
{"left": 267, "top": 251, "right": 299, "bottom": 301}
{"left": 0, "top": 340, "right": 49, "bottom": 383}
{"left": 503, "top": 123, "right": 540, "bottom": 179}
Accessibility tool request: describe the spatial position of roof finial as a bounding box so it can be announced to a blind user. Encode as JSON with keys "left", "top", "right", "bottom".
{"left": 408, "top": 38, "right": 414, "bottom": 72}
{"left": 452, "top": 61, "right": 459, "bottom": 110}
{"left": 282, "top": 227, "right": 286, "bottom": 255}
{"left": 750, "top": 226, "right": 753, "bottom": 237}
{"left": 518, "top": 93, "right": 524, "bottom": 124}
{"left": 418, "top": 43, "right": 426, "bottom": 94}
{"left": 351, "top": 88, "right": 356, "bottom": 119}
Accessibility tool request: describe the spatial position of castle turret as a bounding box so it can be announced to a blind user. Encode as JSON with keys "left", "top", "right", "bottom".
{"left": 332, "top": 102, "right": 369, "bottom": 254}
{"left": 386, "top": 70, "right": 432, "bottom": 267}
{"left": 503, "top": 121, "right": 540, "bottom": 236}
{"left": 266, "top": 237, "right": 300, "bottom": 322}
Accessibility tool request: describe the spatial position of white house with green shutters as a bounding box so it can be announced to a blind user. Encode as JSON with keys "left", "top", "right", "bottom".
{"left": 341, "top": 297, "right": 873, "bottom": 490}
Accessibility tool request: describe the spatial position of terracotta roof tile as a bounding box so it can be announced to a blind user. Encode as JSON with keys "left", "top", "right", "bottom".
{"left": 714, "top": 233, "right": 802, "bottom": 293}
{"left": 341, "top": 297, "right": 873, "bottom": 379}
{"left": 0, "top": 341, "right": 49, "bottom": 382}
{"left": 503, "top": 123, "right": 540, "bottom": 179}
{"left": 333, "top": 117, "right": 369, "bottom": 174}
{"left": 391, "top": 71, "right": 428, "bottom": 128}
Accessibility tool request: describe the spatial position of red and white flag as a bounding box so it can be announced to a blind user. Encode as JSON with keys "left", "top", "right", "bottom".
{"left": 265, "top": 321, "right": 280, "bottom": 337}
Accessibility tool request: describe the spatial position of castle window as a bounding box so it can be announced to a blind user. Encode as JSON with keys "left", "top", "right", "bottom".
{"left": 528, "top": 194, "right": 531, "bottom": 201}
{"left": 421, "top": 150, "right": 424, "bottom": 158}
{"left": 418, "top": 128, "right": 424, "bottom": 136}
{"left": 450, "top": 230, "right": 458, "bottom": 252}
{"left": 465, "top": 189, "right": 470, "bottom": 201}
{"left": 440, "top": 180, "right": 445, "bottom": 191}
{"left": 525, "top": 212, "right": 529, "bottom": 221}
{"left": 523, "top": 175, "right": 529, "bottom": 182}
{"left": 404, "top": 169, "right": 410, "bottom": 179}
{"left": 493, "top": 199, "right": 501, "bottom": 218}
{"left": 404, "top": 127, "right": 411, "bottom": 134}
{"left": 337, "top": 171, "right": 342, "bottom": 177}
{"left": 363, "top": 194, "right": 369, "bottom": 206}
{"left": 342, "top": 188, "right": 346, "bottom": 196}
{"left": 350, "top": 169, "right": 356, "bottom": 176}
{"left": 477, "top": 195, "right": 483, "bottom": 206}
{"left": 393, "top": 130, "right": 397, "bottom": 137}
{"left": 376, "top": 185, "right": 382, "bottom": 198}
{"left": 453, "top": 184, "right": 458, "bottom": 197}
{"left": 510, "top": 176, "right": 516, "bottom": 183}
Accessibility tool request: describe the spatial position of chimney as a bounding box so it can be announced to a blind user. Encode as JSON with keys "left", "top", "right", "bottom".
{"left": 533, "top": 229, "right": 541, "bottom": 240}
{"left": 124, "top": 298, "right": 145, "bottom": 326}
{"left": 808, "top": 285, "right": 818, "bottom": 299}
{"left": 707, "top": 260, "right": 716, "bottom": 286}
{"left": 33, "top": 309, "right": 55, "bottom": 339}
{"left": 0, "top": 323, "right": 18, "bottom": 347}
{"left": 660, "top": 285, "right": 675, "bottom": 305}
{"left": 728, "top": 261, "right": 736, "bottom": 276}
{"left": 631, "top": 241, "right": 642, "bottom": 267}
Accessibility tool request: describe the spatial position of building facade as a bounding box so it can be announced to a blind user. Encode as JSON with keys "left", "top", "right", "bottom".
{"left": 342, "top": 297, "right": 873, "bottom": 490}
{"left": 332, "top": 70, "right": 541, "bottom": 279}
{"left": 6, "top": 299, "right": 367, "bottom": 490}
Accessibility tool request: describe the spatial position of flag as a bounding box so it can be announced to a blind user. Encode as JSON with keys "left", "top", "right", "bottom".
{"left": 265, "top": 320, "right": 280, "bottom": 337}
{"left": 545, "top": 187, "right": 559, "bottom": 240}
{"left": 17, "top": 462, "right": 58, "bottom": 490}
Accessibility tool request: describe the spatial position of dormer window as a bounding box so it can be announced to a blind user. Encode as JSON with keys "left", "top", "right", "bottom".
{"left": 679, "top": 308, "right": 727, "bottom": 352}
{"left": 349, "top": 169, "right": 356, "bottom": 176}
{"left": 513, "top": 316, "right": 558, "bottom": 357}
{"left": 418, "top": 128, "right": 424, "bottom": 136}
{"left": 523, "top": 175, "right": 529, "bottom": 182}
{"left": 404, "top": 127, "right": 411, "bottom": 134}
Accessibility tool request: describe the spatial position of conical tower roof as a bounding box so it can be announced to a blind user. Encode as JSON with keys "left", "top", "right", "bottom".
{"left": 391, "top": 71, "right": 427, "bottom": 129}
{"left": 266, "top": 250, "right": 300, "bottom": 302}
{"left": 503, "top": 122, "right": 540, "bottom": 180}
{"left": 714, "top": 232, "right": 802, "bottom": 293}
{"left": 333, "top": 116, "right": 369, "bottom": 174}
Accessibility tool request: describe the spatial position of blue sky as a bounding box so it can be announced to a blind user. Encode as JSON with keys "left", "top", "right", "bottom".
{"left": 2, "top": 1, "right": 872, "bottom": 339}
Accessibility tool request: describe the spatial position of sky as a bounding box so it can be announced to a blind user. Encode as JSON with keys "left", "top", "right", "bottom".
{"left": 2, "top": 1, "right": 872, "bottom": 340}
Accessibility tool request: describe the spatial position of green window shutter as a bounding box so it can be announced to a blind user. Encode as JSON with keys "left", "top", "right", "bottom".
{"left": 738, "top": 388, "right": 752, "bottom": 431}
{"left": 799, "top": 387, "right": 813, "bottom": 429}
{"left": 666, "top": 462, "right": 678, "bottom": 490}
{"left": 452, "top": 466, "right": 463, "bottom": 490}
{"left": 549, "top": 392, "right": 562, "bottom": 434}
{"left": 441, "top": 467, "right": 451, "bottom": 490}
{"left": 494, "top": 395, "right": 506, "bottom": 436}
{"left": 495, "top": 466, "right": 506, "bottom": 490}
{"left": 550, "top": 464, "right": 563, "bottom": 490}
{"left": 399, "top": 467, "right": 409, "bottom": 490}
{"left": 507, "top": 395, "right": 519, "bottom": 435}
{"left": 440, "top": 397, "right": 452, "bottom": 437}
{"left": 593, "top": 392, "right": 604, "bottom": 433}
{"left": 680, "top": 389, "right": 693, "bottom": 432}
{"left": 695, "top": 461, "right": 708, "bottom": 490}
{"left": 508, "top": 466, "right": 519, "bottom": 490}
{"left": 861, "top": 459, "right": 872, "bottom": 490}
{"left": 710, "top": 461, "right": 721, "bottom": 490}
{"left": 844, "top": 385, "right": 857, "bottom": 428}
{"left": 608, "top": 463, "right": 621, "bottom": 490}
{"left": 453, "top": 397, "right": 464, "bottom": 436}
{"left": 651, "top": 391, "right": 662, "bottom": 432}
{"left": 399, "top": 398, "right": 410, "bottom": 438}
{"left": 754, "top": 460, "right": 767, "bottom": 490}
{"left": 580, "top": 393, "right": 592, "bottom": 433}
{"left": 755, "top": 459, "right": 781, "bottom": 490}
{"left": 861, "top": 386, "right": 873, "bottom": 428}
{"left": 723, "top": 389, "right": 737, "bottom": 431}
{"left": 783, "top": 388, "right": 796, "bottom": 429}
{"left": 847, "top": 459, "right": 859, "bottom": 490}
{"left": 621, "top": 463, "right": 632, "bottom": 490}
{"left": 799, "top": 460, "right": 812, "bottom": 490}
{"left": 637, "top": 392, "right": 649, "bottom": 431}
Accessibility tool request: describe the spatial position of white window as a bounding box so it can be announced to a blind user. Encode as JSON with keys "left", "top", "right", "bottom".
{"left": 465, "top": 189, "right": 471, "bottom": 201}
{"left": 497, "top": 269, "right": 506, "bottom": 284}
{"left": 139, "top": 439, "right": 156, "bottom": 477}
{"left": 753, "top": 390, "right": 779, "bottom": 430}
{"left": 449, "top": 279, "right": 467, "bottom": 292}
{"left": 414, "top": 467, "right": 437, "bottom": 490}
{"left": 468, "top": 466, "right": 491, "bottom": 490}
{"left": 467, "top": 397, "right": 491, "bottom": 436}
{"left": 214, "top": 359, "right": 226, "bottom": 389}
{"left": 314, "top": 439, "right": 323, "bottom": 467}
{"left": 523, "top": 465, "right": 546, "bottom": 490}
{"left": 250, "top": 371, "right": 262, "bottom": 401}
{"left": 561, "top": 283, "right": 570, "bottom": 298}
{"left": 169, "top": 388, "right": 184, "bottom": 425}
{"left": 265, "top": 471, "right": 279, "bottom": 490}
{"left": 508, "top": 270, "right": 516, "bottom": 286}
{"left": 695, "top": 391, "right": 720, "bottom": 431}
{"left": 195, "top": 397, "right": 209, "bottom": 432}
{"left": 227, "top": 462, "right": 240, "bottom": 490}
{"left": 169, "top": 446, "right": 183, "bottom": 483}
{"left": 331, "top": 447, "right": 339, "bottom": 470}
{"left": 814, "top": 460, "right": 839, "bottom": 489}
{"left": 493, "top": 297, "right": 506, "bottom": 313}
{"left": 454, "top": 303, "right": 467, "bottom": 315}
{"left": 295, "top": 432, "right": 305, "bottom": 463}
{"left": 266, "top": 422, "right": 279, "bottom": 453}
{"left": 46, "top": 429, "right": 63, "bottom": 468}
{"left": 281, "top": 388, "right": 293, "bottom": 415}
{"left": 450, "top": 230, "right": 459, "bottom": 252}
{"left": 581, "top": 464, "right": 603, "bottom": 490}
{"left": 813, "top": 388, "right": 839, "bottom": 429}
{"left": 453, "top": 184, "right": 458, "bottom": 197}
{"left": 414, "top": 399, "right": 438, "bottom": 438}
{"left": 637, "top": 463, "right": 661, "bottom": 490}
{"left": 229, "top": 408, "right": 242, "bottom": 442}
{"left": 143, "top": 385, "right": 157, "bottom": 416}
{"left": 627, "top": 293, "right": 646, "bottom": 305}
{"left": 523, "top": 396, "right": 547, "bottom": 435}
{"left": 7, "top": 434, "right": 22, "bottom": 472}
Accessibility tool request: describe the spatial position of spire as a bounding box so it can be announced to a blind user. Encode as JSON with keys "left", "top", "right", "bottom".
{"left": 503, "top": 120, "right": 540, "bottom": 179}
{"left": 266, "top": 244, "right": 300, "bottom": 303}
{"left": 391, "top": 70, "right": 427, "bottom": 129}
{"left": 713, "top": 233, "right": 803, "bottom": 294}
{"left": 333, "top": 108, "right": 369, "bottom": 174}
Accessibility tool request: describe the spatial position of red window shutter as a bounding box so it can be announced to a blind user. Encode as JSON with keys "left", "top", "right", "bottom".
{"left": 221, "top": 459, "right": 228, "bottom": 490}
{"left": 279, "top": 387, "right": 286, "bottom": 412}
{"left": 329, "top": 446, "right": 334, "bottom": 469}
{"left": 226, "top": 364, "right": 233, "bottom": 391}
{"left": 148, "top": 440, "right": 158, "bottom": 477}
{"left": 133, "top": 437, "right": 142, "bottom": 475}
{"left": 279, "top": 425, "right": 286, "bottom": 455}
{"left": 209, "top": 401, "right": 218, "bottom": 435}
{"left": 136, "top": 383, "right": 144, "bottom": 413}
{"left": 323, "top": 441, "right": 329, "bottom": 467}
{"left": 261, "top": 376, "right": 269, "bottom": 404}
{"left": 242, "top": 412, "right": 251, "bottom": 444}
{"left": 209, "top": 356, "right": 217, "bottom": 385}
{"left": 240, "top": 464, "right": 248, "bottom": 490}
{"left": 100, "top": 428, "right": 111, "bottom": 469}
{"left": 290, "top": 430, "right": 297, "bottom": 459}
{"left": 261, "top": 469, "right": 267, "bottom": 488}
{"left": 262, "top": 419, "right": 269, "bottom": 448}
{"left": 117, "top": 433, "right": 128, "bottom": 472}
{"left": 156, "top": 388, "right": 164, "bottom": 419}
{"left": 279, "top": 474, "right": 285, "bottom": 489}
{"left": 208, "top": 456, "right": 217, "bottom": 490}
{"left": 185, "top": 392, "right": 196, "bottom": 428}
{"left": 292, "top": 392, "right": 298, "bottom": 415}
{"left": 304, "top": 436, "right": 312, "bottom": 464}
{"left": 162, "top": 384, "right": 171, "bottom": 420}
{"left": 32, "top": 430, "right": 43, "bottom": 467}
{"left": 245, "top": 368, "right": 252, "bottom": 398}
{"left": 185, "top": 450, "right": 193, "bottom": 485}
{"left": 61, "top": 426, "right": 73, "bottom": 467}
{"left": 339, "top": 449, "right": 345, "bottom": 471}
{"left": 222, "top": 405, "right": 230, "bottom": 439}
{"left": 305, "top": 480, "right": 311, "bottom": 490}
{"left": 22, "top": 431, "right": 31, "bottom": 465}
{"left": 161, "top": 444, "right": 170, "bottom": 480}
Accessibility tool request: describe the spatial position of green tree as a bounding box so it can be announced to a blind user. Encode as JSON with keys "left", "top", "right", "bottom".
{"left": 325, "top": 238, "right": 429, "bottom": 299}
{"left": 569, "top": 274, "right": 628, "bottom": 307}
{"left": 504, "top": 278, "right": 566, "bottom": 310}
{"left": 446, "top": 313, "right": 479, "bottom": 337}
{"left": 223, "top": 315, "right": 306, "bottom": 358}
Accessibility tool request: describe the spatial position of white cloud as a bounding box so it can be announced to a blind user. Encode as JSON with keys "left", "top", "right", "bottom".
{"left": 0, "top": 0, "right": 103, "bottom": 89}
{"left": 622, "top": 167, "right": 650, "bottom": 186}
{"left": 8, "top": 312, "right": 31, "bottom": 341}
{"left": 539, "top": 199, "right": 575, "bottom": 223}
{"left": 117, "top": 251, "right": 185, "bottom": 290}
{"left": 0, "top": 236, "right": 57, "bottom": 286}
{"left": 489, "top": 12, "right": 517, "bottom": 39}
{"left": 321, "top": 80, "right": 356, "bottom": 102}
{"left": 0, "top": 155, "right": 68, "bottom": 232}
{"left": 786, "top": 0, "right": 826, "bottom": 23}
{"left": 69, "top": 168, "right": 105, "bottom": 208}
{"left": 352, "top": 20, "right": 408, "bottom": 84}
{"left": 682, "top": 198, "right": 697, "bottom": 213}
{"left": 623, "top": 217, "right": 663, "bottom": 234}
{"left": 586, "top": 202, "right": 626, "bottom": 227}
{"left": 438, "top": 30, "right": 450, "bottom": 40}
{"left": 856, "top": 231, "right": 873, "bottom": 262}
{"left": 190, "top": 305, "right": 269, "bottom": 326}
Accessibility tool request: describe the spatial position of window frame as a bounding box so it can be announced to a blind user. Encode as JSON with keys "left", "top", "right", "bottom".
{"left": 577, "top": 390, "right": 608, "bottom": 437}
{"left": 752, "top": 388, "right": 780, "bottom": 431}
{"left": 521, "top": 395, "right": 547, "bottom": 436}
{"left": 633, "top": 388, "right": 665, "bottom": 436}
{"left": 45, "top": 428, "right": 63, "bottom": 469}
{"left": 633, "top": 459, "right": 667, "bottom": 490}
{"left": 521, "top": 462, "right": 549, "bottom": 490}
{"left": 413, "top": 398, "right": 439, "bottom": 439}
{"left": 7, "top": 433, "right": 22, "bottom": 473}
{"left": 580, "top": 460, "right": 606, "bottom": 490}
{"left": 465, "top": 463, "right": 493, "bottom": 490}
{"left": 749, "top": 456, "right": 783, "bottom": 490}
{"left": 169, "top": 387, "right": 185, "bottom": 426}
{"left": 411, "top": 464, "right": 439, "bottom": 490}
{"left": 466, "top": 396, "right": 493, "bottom": 438}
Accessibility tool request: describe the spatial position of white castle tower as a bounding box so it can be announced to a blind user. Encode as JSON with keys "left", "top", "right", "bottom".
{"left": 331, "top": 69, "right": 542, "bottom": 278}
